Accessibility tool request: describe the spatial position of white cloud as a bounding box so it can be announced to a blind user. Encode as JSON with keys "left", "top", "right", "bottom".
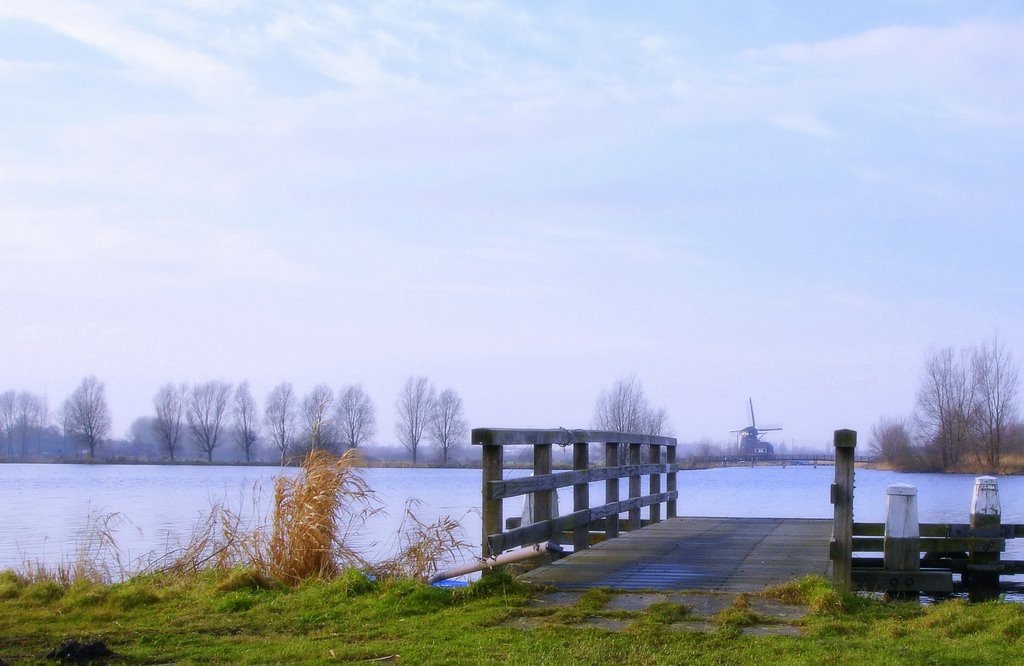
{"left": 739, "top": 21, "right": 1024, "bottom": 128}
{"left": 0, "top": 0, "right": 254, "bottom": 107}
{"left": 0, "top": 59, "right": 57, "bottom": 80}
{"left": 771, "top": 113, "right": 833, "bottom": 137}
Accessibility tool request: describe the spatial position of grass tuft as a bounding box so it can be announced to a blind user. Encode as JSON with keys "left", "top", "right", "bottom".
{"left": 108, "top": 584, "right": 162, "bottom": 611}
{"left": 217, "top": 567, "right": 281, "bottom": 593}
{"left": 714, "top": 594, "right": 770, "bottom": 629}
{"left": 761, "top": 574, "right": 846, "bottom": 613}
{"left": 0, "top": 570, "right": 21, "bottom": 599}
{"left": 645, "top": 600, "right": 691, "bottom": 624}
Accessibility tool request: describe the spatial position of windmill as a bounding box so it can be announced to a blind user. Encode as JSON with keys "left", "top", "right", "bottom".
{"left": 731, "top": 398, "right": 782, "bottom": 458}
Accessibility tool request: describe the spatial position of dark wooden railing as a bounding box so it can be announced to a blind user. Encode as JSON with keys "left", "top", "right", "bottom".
{"left": 473, "top": 428, "right": 678, "bottom": 558}
{"left": 830, "top": 430, "right": 1023, "bottom": 595}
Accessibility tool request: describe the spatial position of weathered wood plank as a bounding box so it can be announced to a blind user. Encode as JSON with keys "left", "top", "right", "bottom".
{"left": 852, "top": 536, "right": 1005, "bottom": 553}
{"left": 855, "top": 522, "right": 1024, "bottom": 538}
{"left": 605, "top": 442, "right": 619, "bottom": 540}
{"left": 573, "top": 441, "right": 590, "bottom": 552}
{"left": 666, "top": 447, "right": 677, "bottom": 518}
{"left": 481, "top": 444, "right": 503, "bottom": 560}
{"left": 472, "top": 428, "right": 676, "bottom": 447}
{"left": 489, "top": 464, "right": 675, "bottom": 499}
{"left": 628, "top": 443, "right": 642, "bottom": 531}
{"left": 487, "top": 492, "right": 678, "bottom": 553}
{"left": 852, "top": 568, "right": 953, "bottom": 593}
{"left": 649, "top": 445, "right": 661, "bottom": 525}
{"left": 518, "top": 517, "right": 833, "bottom": 592}
{"left": 831, "top": 429, "right": 856, "bottom": 593}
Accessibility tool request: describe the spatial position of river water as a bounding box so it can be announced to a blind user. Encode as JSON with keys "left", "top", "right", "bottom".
{"left": 2, "top": 462, "right": 1022, "bottom": 580}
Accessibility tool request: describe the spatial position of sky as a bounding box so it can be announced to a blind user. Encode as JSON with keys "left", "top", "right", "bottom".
{"left": 1, "top": 1, "right": 1022, "bottom": 452}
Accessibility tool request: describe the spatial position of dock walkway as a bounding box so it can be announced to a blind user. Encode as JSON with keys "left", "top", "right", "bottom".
{"left": 518, "top": 517, "right": 833, "bottom": 592}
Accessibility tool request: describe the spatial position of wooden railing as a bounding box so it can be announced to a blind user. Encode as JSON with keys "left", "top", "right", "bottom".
{"left": 829, "top": 430, "right": 1023, "bottom": 595}
{"left": 473, "top": 428, "right": 678, "bottom": 558}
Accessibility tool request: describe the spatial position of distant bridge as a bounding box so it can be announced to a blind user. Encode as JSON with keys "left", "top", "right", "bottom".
{"left": 679, "top": 452, "right": 878, "bottom": 469}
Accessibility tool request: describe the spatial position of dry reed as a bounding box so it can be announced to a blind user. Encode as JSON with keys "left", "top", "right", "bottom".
{"left": 265, "top": 448, "right": 377, "bottom": 583}
{"left": 18, "top": 512, "right": 130, "bottom": 587}
{"left": 15, "top": 449, "right": 470, "bottom": 588}
{"left": 371, "top": 499, "right": 471, "bottom": 582}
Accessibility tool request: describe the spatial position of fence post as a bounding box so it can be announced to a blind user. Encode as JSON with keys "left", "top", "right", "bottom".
{"left": 969, "top": 475, "right": 1001, "bottom": 589}
{"left": 649, "top": 445, "right": 661, "bottom": 524}
{"left": 481, "top": 444, "right": 503, "bottom": 564}
{"left": 573, "top": 440, "right": 590, "bottom": 552}
{"left": 884, "top": 483, "right": 919, "bottom": 597}
{"left": 628, "top": 442, "right": 642, "bottom": 531}
{"left": 666, "top": 446, "right": 677, "bottom": 518}
{"left": 605, "top": 442, "right": 619, "bottom": 539}
{"left": 831, "top": 429, "right": 856, "bottom": 593}
{"left": 531, "top": 443, "right": 553, "bottom": 525}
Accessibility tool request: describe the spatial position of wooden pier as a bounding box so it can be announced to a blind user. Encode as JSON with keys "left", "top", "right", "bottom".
{"left": 472, "top": 427, "right": 1023, "bottom": 595}
{"left": 518, "top": 516, "right": 832, "bottom": 592}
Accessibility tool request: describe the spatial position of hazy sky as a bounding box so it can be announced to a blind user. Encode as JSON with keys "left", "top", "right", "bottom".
{"left": 2, "top": 1, "right": 1022, "bottom": 451}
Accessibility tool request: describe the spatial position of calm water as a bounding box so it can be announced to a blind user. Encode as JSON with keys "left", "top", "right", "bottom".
{"left": 2, "top": 462, "right": 1022, "bottom": 576}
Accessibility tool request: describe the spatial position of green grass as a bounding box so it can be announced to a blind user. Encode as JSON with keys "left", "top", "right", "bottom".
{"left": 2, "top": 571, "right": 1024, "bottom": 665}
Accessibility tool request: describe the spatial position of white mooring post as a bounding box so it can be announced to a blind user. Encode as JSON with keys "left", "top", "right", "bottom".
{"left": 971, "top": 476, "right": 1001, "bottom": 531}
{"left": 969, "top": 475, "right": 1001, "bottom": 588}
{"left": 885, "top": 484, "right": 919, "bottom": 566}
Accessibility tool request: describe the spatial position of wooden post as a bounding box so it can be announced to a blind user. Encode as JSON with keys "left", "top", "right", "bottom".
{"left": 628, "top": 442, "right": 642, "bottom": 531}
{"left": 605, "top": 442, "right": 619, "bottom": 539}
{"left": 884, "top": 483, "right": 919, "bottom": 597}
{"left": 666, "top": 446, "right": 677, "bottom": 519}
{"left": 831, "top": 429, "right": 856, "bottom": 593}
{"left": 531, "top": 443, "right": 553, "bottom": 525}
{"left": 573, "top": 440, "right": 590, "bottom": 552}
{"left": 649, "top": 445, "right": 661, "bottom": 524}
{"left": 481, "top": 444, "right": 503, "bottom": 563}
{"left": 969, "top": 475, "right": 1001, "bottom": 588}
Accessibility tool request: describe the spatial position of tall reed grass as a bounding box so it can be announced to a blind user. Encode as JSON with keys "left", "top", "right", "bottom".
{"left": 11, "top": 449, "right": 469, "bottom": 588}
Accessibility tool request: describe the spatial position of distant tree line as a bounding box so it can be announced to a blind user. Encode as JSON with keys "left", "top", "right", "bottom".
{"left": 0, "top": 375, "right": 469, "bottom": 466}
{"left": 871, "top": 337, "right": 1023, "bottom": 472}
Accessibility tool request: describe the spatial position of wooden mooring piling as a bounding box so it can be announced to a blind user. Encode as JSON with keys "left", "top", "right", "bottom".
{"left": 474, "top": 427, "right": 1023, "bottom": 595}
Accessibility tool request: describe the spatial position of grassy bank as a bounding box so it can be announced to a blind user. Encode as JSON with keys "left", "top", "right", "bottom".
{"left": 2, "top": 572, "right": 1024, "bottom": 665}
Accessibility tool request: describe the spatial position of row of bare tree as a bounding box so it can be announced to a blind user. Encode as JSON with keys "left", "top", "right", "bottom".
{"left": 147, "top": 377, "right": 468, "bottom": 464}
{"left": 0, "top": 377, "right": 111, "bottom": 461}
{"left": 871, "top": 337, "right": 1023, "bottom": 472}
{"left": 0, "top": 375, "right": 470, "bottom": 465}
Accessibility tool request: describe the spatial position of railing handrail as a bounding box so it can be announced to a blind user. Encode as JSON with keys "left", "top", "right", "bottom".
{"left": 472, "top": 427, "right": 677, "bottom": 447}
{"left": 477, "top": 426, "right": 678, "bottom": 561}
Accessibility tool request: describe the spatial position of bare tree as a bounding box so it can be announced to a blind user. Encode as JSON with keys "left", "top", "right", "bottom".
{"left": 302, "top": 384, "right": 335, "bottom": 452}
{"left": 127, "top": 416, "right": 158, "bottom": 459}
{"left": 971, "top": 336, "right": 1020, "bottom": 470}
{"left": 693, "top": 438, "right": 724, "bottom": 459}
{"left": 593, "top": 375, "right": 672, "bottom": 464}
{"left": 63, "top": 376, "right": 112, "bottom": 460}
{"left": 0, "top": 390, "right": 14, "bottom": 459}
{"left": 14, "top": 392, "right": 47, "bottom": 458}
{"left": 915, "top": 347, "right": 977, "bottom": 470}
{"left": 233, "top": 381, "right": 260, "bottom": 462}
{"left": 153, "top": 382, "right": 187, "bottom": 462}
{"left": 265, "top": 382, "right": 297, "bottom": 464}
{"left": 429, "top": 388, "right": 467, "bottom": 466}
{"left": 335, "top": 384, "right": 376, "bottom": 450}
{"left": 870, "top": 416, "right": 917, "bottom": 469}
{"left": 642, "top": 406, "right": 671, "bottom": 438}
{"left": 594, "top": 375, "right": 671, "bottom": 435}
{"left": 187, "top": 380, "right": 232, "bottom": 462}
{"left": 395, "top": 376, "right": 435, "bottom": 464}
